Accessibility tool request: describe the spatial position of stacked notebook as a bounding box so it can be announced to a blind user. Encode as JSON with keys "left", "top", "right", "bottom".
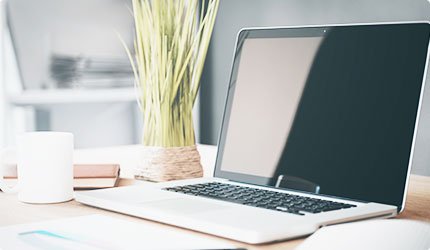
{"left": 50, "top": 54, "right": 134, "bottom": 89}
{"left": 3, "top": 164, "right": 120, "bottom": 189}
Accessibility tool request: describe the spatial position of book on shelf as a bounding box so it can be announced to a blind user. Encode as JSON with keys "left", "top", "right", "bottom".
{"left": 2, "top": 164, "right": 120, "bottom": 189}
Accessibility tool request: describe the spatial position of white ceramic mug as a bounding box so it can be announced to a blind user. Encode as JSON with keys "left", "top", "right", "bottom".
{"left": 0, "top": 132, "right": 74, "bottom": 203}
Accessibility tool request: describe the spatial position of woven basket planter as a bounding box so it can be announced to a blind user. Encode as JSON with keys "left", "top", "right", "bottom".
{"left": 134, "top": 145, "right": 204, "bottom": 182}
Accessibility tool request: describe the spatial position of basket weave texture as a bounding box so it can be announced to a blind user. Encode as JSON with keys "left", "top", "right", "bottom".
{"left": 134, "top": 145, "right": 203, "bottom": 182}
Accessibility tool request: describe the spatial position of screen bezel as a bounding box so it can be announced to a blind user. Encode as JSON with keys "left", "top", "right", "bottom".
{"left": 213, "top": 22, "right": 430, "bottom": 211}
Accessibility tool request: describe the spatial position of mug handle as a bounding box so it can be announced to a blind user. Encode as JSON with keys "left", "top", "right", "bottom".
{"left": 0, "top": 148, "right": 21, "bottom": 193}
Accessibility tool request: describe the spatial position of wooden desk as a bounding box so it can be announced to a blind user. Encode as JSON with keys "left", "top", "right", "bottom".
{"left": 1, "top": 174, "right": 429, "bottom": 250}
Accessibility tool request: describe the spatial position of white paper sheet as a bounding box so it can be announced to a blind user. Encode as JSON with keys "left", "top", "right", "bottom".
{"left": 296, "top": 219, "right": 430, "bottom": 250}
{"left": 0, "top": 214, "right": 235, "bottom": 250}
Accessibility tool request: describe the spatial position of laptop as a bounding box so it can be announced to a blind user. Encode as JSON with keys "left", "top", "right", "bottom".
{"left": 76, "top": 22, "right": 430, "bottom": 244}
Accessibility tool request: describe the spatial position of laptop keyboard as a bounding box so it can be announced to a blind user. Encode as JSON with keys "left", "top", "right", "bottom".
{"left": 163, "top": 182, "right": 356, "bottom": 216}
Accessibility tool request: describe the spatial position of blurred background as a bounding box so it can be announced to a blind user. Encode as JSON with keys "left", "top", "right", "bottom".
{"left": 1, "top": 0, "right": 139, "bottom": 149}
{"left": 1, "top": 0, "right": 430, "bottom": 176}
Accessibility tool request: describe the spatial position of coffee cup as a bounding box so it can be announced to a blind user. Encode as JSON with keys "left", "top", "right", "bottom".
{"left": 0, "top": 132, "right": 74, "bottom": 203}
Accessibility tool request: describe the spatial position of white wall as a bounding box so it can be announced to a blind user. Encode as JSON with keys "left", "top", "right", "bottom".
{"left": 47, "top": 103, "right": 138, "bottom": 148}
{"left": 0, "top": 0, "right": 4, "bottom": 148}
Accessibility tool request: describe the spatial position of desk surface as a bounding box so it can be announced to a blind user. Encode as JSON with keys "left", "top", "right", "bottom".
{"left": 1, "top": 174, "right": 429, "bottom": 250}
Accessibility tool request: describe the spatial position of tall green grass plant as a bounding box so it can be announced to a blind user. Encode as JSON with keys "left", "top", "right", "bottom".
{"left": 124, "top": 0, "right": 219, "bottom": 147}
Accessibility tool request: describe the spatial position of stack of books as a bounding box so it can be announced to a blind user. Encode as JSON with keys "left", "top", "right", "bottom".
{"left": 50, "top": 53, "right": 134, "bottom": 89}
{"left": 3, "top": 164, "right": 120, "bottom": 189}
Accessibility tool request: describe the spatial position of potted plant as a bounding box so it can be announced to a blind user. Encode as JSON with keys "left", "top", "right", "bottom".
{"left": 124, "top": 0, "right": 219, "bottom": 182}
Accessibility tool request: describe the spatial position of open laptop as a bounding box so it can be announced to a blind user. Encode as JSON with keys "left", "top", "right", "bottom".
{"left": 76, "top": 22, "right": 430, "bottom": 244}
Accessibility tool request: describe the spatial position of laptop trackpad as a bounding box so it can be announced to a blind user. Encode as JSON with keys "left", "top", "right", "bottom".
{"left": 141, "top": 198, "right": 229, "bottom": 214}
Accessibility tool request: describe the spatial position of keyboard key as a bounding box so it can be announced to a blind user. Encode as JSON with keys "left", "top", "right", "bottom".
{"left": 163, "top": 182, "right": 355, "bottom": 216}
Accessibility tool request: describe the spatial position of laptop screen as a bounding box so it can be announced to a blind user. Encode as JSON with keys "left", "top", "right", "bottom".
{"left": 215, "top": 23, "right": 430, "bottom": 209}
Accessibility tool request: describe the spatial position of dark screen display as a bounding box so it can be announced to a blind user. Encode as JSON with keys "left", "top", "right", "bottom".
{"left": 215, "top": 23, "right": 430, "bottom": 209}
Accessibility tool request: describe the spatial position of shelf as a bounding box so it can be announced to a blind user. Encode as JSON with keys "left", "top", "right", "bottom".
{"left": 7, "top": 87, "right": 139, "bottom": 106}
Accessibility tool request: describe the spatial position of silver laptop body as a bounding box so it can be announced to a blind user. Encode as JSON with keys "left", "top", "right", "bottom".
{"left": 76, "top": 22, "right": 430, "bottom": 244}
